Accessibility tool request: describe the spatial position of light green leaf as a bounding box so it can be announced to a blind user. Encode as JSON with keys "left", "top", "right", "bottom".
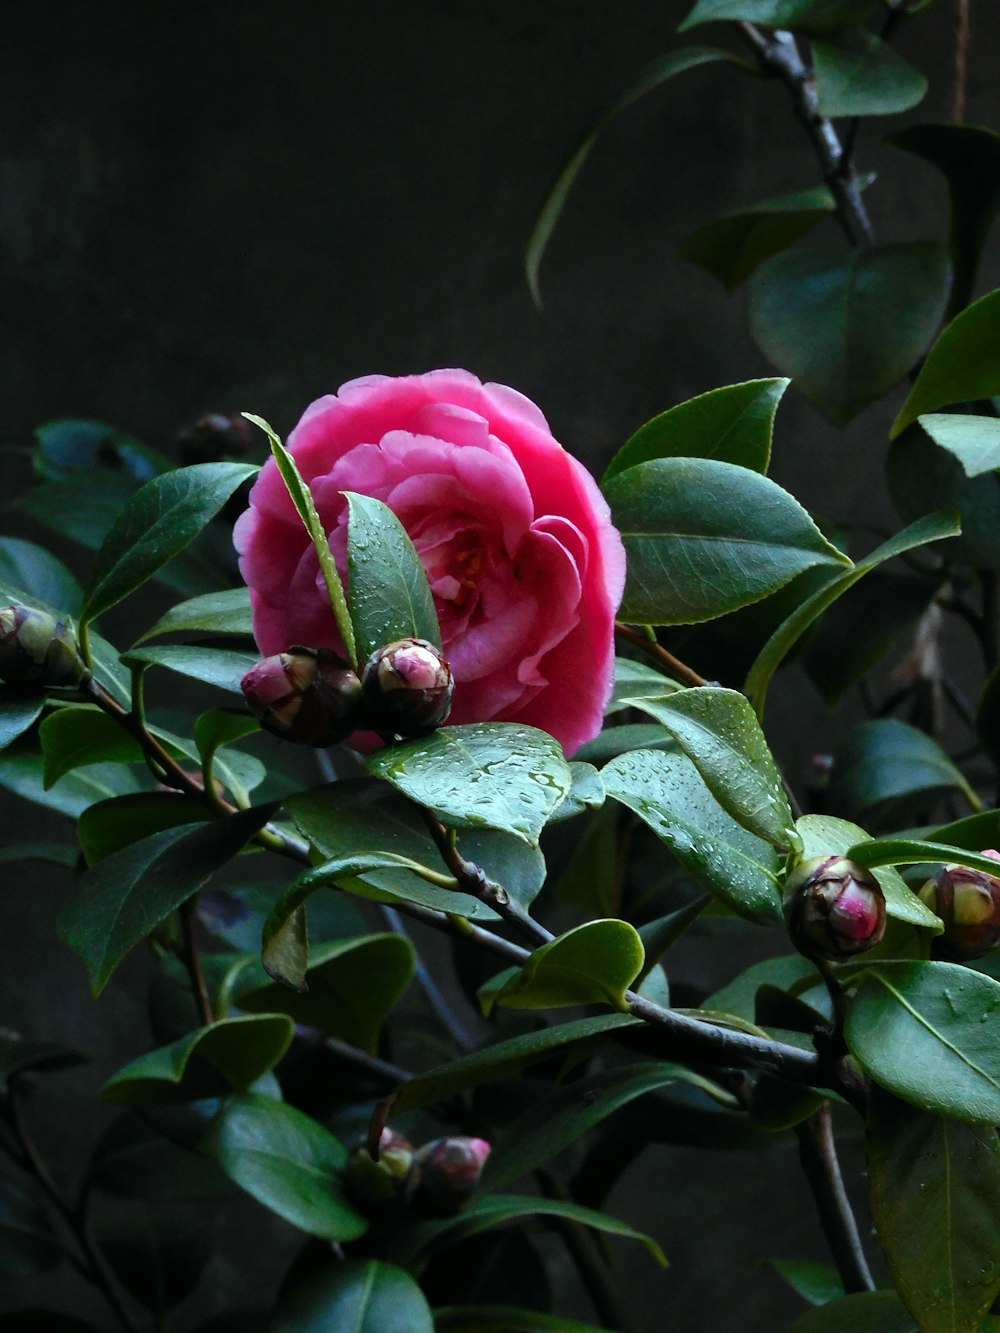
{"left": 547, "top": 760, "right": 604, "bottom": 823}
{"left": 748, "top": 243, "right": 951, "bottom": 426}
{"left": 918, "top": 413, "right": 1000, "bottom": 477}
{"left": 494, "top": 919, "right": 643, "bottom": 1013}
{"left": 135, "top": 587, "right": 253, "bottom": 643}
{"left": 770, "top": 1260, "right": 844, "bottom": 1307}
{"left": 603, "top": 378, "right": 789, "bottom": 480}
{"left": 344, "top": 492, "right": 440, "bottom": 661}
{"left": 272, "top": 1259, "right": 433, "bottom": 1333}
{"left": 813, "top": 30, "right": 926, "bottom": 117}
{"left": 606, "top": 658, "right": 683, "bottom": 714}
{"left": 605, "top": 456, "right": 849, "bottom": 624}
{"left": 893, "top": 288, "right": 1000, "bottom": 437}
{"left": 680, "top": 189, "right": 836, "bottom": 292}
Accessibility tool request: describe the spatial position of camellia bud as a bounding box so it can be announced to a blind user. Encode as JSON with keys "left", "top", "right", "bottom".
{"left": 344, "top": 1128, "right": 415, "bottom": 1207}
{"left": 782, "top": 855, "right": 886, "bottom": 960}
{"left": 0, "top": 605, "right": 89, "bottom": 689}
{"left": 918, "top": 851, "right": 1000, "bottom": 959}
{"left": 361, "top": 637, "right": 454, "bottom": 738}
{"left": 414, "top": 1136, "right": 491, "bottom": 1215}
{"left": 240, "top": 645, "right": 362, "bottom": 746}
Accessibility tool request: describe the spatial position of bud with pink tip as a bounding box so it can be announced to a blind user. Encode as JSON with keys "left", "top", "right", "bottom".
{"left": 361, "top": 637, "right": 454, "bottom": 738}
{"left": 344, "top": 1128, "right": 415, "bottom": 1207}
{"left": 240, "top": 646, "right": 362, "bottom": 746}
{"left": 919, "top": 851, "right": 1000, "bottom": 959}
{"left": 782, "top": 855, "right": 886, "bottom": 960}
{"left": 414, "top": 1136, "right": 491, "bottom": 1215}
{"left": 0, "top": 605, "right": 89, "bottom": 689}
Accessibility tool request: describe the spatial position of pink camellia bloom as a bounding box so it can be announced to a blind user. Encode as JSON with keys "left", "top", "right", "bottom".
{"left": 234, "top": 370, "right": 626, "bottom": 754}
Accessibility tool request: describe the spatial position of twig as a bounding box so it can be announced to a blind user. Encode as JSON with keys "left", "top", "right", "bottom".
{"left": 180, "top": 897, "right": 214, "bottom": 1026}
{"left": 736, "top": 23, "right": 874, "bottom": 248}
{"left": 953, "top": 0, "right": 970, "bottom": 125}
{"left": 614, "top": 621, "right": 707, "bottom": 688}
{"left": 537, "top": 1169, "right": 631, "bottom": 1331}
{"left": 324, "top": 1036, "right": 413, "bottom": 1086}
{"left": 795, "top": 1102, "right": 875, "bottom": 1294}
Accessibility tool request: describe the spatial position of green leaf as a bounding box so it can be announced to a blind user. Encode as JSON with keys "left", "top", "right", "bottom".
{"left": 493, "top": 920, "right": 644, "bottom": 1013}
{"left": 680, "top": 189, "right": 836, "bottom": 292}
{"left": 79, "top": 462, "right": 256, "bottom": 631}
{"left": 0, "top": 1176, "right": 66, "bottom": 1277}
{"left": 367, "top": 722, "right": 572, "bottom": 847}
{"left": 58, "top": 803, "right": 277, "bottom": 993}
{"left": 785, "top": 1290, "right": 918, "bottom": 1332}
{"left": 121, "top": 644, "right": 261, "bottom": 695}
{"left": 95, "top": 1215, "right": 209, "bottom": 1311}
{"left": 100, "top": 1015, "right": 293, "bottom": 1105}
{"left": 0, "top": 1035, "right": 85, "bottom": 1097}
{"left": 526, "top": 46, "right": 752, "bottom": 305}
{"left": 918, "top": 413, "right": 1000, "bottom": 477}
{"left": 888, "top": 430, "right": 1000, "bottom": 571}
{"left": 0, "top": 750, "right": 143, "bottom": 818}
{"left": 606, "top": 657, "right": 683, "bottom": 713}
{"left": 78, "top": 792, "right": 212, "bottom": 865}
{"left": 433, "top": 1309, "right": 611, "bottom": 1333}
{"left": 392, "top": 1013, "right": 641, "bottom": 1113}
{"left": 867, "top": 1084, "right": 1000, "bottom": 1333}
{"left": 194, "top": 707, "right": 259, "bottom": 781}
{"left": 400, "top": 1193, "right": 666, "bottom": 1268}
{"left": 604, "top": 748, "right": 782, "bottom": 923}
{"left": 848, "top": 837, "right": 1000, "bottom": 883}
{"left": 0, "top": 538, "right": 82, "bottom": 615}
{"left": 845, "top": 961, "right": 1000, "bottom": 1124}
{"left": 630, "top": 686, "right": 796, "bottom": 850}
{"left": 89, "top": 1115, "right": 235, "bottom": 1199}
{"left": 745, "top": 510, "right": 962, "bottom": 717}
{"left": 0, "top": 842, "right": 76, "bottom": 869}
{"left": 199, "top": 1092, "right": 367, "bottom": 1241}
{"left": 135, "top": 587, "right": 253, "bottom": 643}
{"left": 548, "top": 760, "right": 604, "bottom": 823}
{"left": 32, "top": 418, "right": 167, "bottom": 483}
{"left": 748, "top": 243, "right": 951, "bottom": 426}
{"left": 770, "top": 1260, "right": 844, "bottom": 1307}
{"left": 245, "top": 413, "right": 356, "bottom": 669}
{"left": 344, "top": 492, "right": 440, "bottom": 660}
{"left": 891, "top": 124, "right": 1000, "bottom": 317}
{"left": 829, "top": 719, "right": 980, "bottom": 820}
{"left": 603, "top": 378, "right": 789, "bottom": 481}
{"left": 272, "top": 1259, "right": 433, "bottom": 1333}
{"left": 237, "top": 934, "right": 414, "bottom": 1053}
{"left": 813, "top": 29, "right": 926, "bottom": 116}
{"left": 605, "top": 456, "right": 849, "bottom": 624}
{"left": 0, "top": 693, "right": 45, "bottom": 753}
{"left": 575, "top": 721, "right": 677, "bottom": 766}
{"left": 40, "top": 706, "right": 143, "bottom": 789}
{"left": 680, "top": 0, "right": 876, "bottom": 33}
{"left": 893, "top": 288, "right": 1000, "bottom": 437}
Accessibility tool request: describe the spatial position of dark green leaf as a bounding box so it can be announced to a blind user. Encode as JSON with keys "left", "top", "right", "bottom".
{"left": 867, "top": 1084, "right": 1000, "bottom": 1333}
{"left": 18, "top": 473, "right": 140, "bottom": 555}
{"left": 367, "top": 722, "right": 572, "bottom": 847}
{"left": 606, "top": 658, "right": 683, "bottom": 714}
{"left": 845, "top": 961, "right": 1000, "bottom": 1124}
{"left": 919, "top": 414, "right": 1000, "bottom": 477}
{"left": 198, "top": 1092, "right": 367, "bottom": 1240}
{"left": 493, "top": 919, "right": 644, "bottom": 1012}
{"left": 770, "top": 1260, "right": 844, "bottom": 1307}
{"left": 0, "top": 842, "right": 76, "bottom": 868}
{"left": 89, "top": 1115, "right": 235, "bottom": 1198}
{"left": 40, "top": 705, "right": 143, "bottom": 789}
{"left": 0, "top": 1176, "right": 65, "bottom": 1277}
{"left": 78, "top": 792, "right": 211, "bottom": 865}
{"left": 813, "top": 30, "right": 926, "bottom": 116}
{"left": 433, "top": 1308, "right": 610, "bottom": 1333}
{"left": 95, "top": 1215, "right": 209, "bottom": 1310}
{"left": 32, "top": 418, "right": 167, "bottom": 483}
{"left": 680, "top": 190, "right": 835, "bottom": 292}
{"left": 893, "top": 288, "right": 1000, "bottom": 437}
{"left": 748, "top": 243, "right": 950, "bottom": 426}
{"left": 554, "top": 803, "right": 620, "bottom": 917}
{"left": 0, "top": 1034, "right": 86, "bottom": 1098}
{"left": 603, "top": 378, "right": 789, "bottom": 480}
{"left": 829, "top": 719, "right": 979, "bottom": 820}
{"left": 0, "top": 693, "right": 44, "bottom": 753}
{"left": 134, "top": 587, "right": 253, "bottom": 643}
{"left": 526, "top": 47, "right": 752, "bottom": 305}
{"left": 636, "top": 898, "right": 710, "bottom": 981}
{"left": 345, "top": 492, "right": 440, "bottom": 660}
{"left": 237, "top": 933, "right": 414, "bottom": 1053}
{"left": 0, "top": 750, "right": 143, "bottom": 818}
{"left": 604, "top": 748, "right": 783, "bottom": 923}
{"left": 630, "top": 686, "right": 796, "bottom": 849}
{"left": 271, "top": 1259, "right": 433, "bottom": 1333}
{"left": 574, "top": 722, "right": 677, "bottom": 766}
{"left": 80, "top": 462, "right": 257, "bottom": 629}
{"left": 680, "top": 0, "right": 876, "bottom": 33}
{"left": 0, "top": 538, "right": 82, "bottom": 615}
{"left": 887, "top": 430, "right": 1000, "bottom": 571}
{"left": 58, "top": 803, "right": 277, "bottom": 993}
{"left": 848, "top": 837, "right": 1000, "bottom": 884}
{"left": 785, "top": 1290, "right": 917, "bottom": 1332}
{"left": 605, "top": 456, "right": 849, "bottom": 624}
{"left": 121, "top": 644, "right": 261, "bottom": 694}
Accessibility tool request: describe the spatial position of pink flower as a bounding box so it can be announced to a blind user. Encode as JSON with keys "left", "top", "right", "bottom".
{"left": 234, "top": 369, "right": 625, "bottom": 754}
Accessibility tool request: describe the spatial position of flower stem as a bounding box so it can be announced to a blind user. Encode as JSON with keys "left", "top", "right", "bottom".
{"left": 180, "top": 896, "right": 214, "bottom": 1027}
{"left": 614, "top": 621, "right": 707, "bottom": 688}
{"left": 795, "top": 1102, "right": 875, "bottom": 1294}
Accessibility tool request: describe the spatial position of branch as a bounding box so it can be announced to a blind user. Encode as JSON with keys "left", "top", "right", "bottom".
{"left": 795, "top": 1102, "right": 875, "bottom": 1294}
{"left": 614, "top": 621, "right": 707, "bottom": 689}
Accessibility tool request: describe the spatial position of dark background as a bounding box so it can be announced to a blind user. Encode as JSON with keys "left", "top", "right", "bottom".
{"left": 2, "top": 1, "right": 999, "bottom": 1329}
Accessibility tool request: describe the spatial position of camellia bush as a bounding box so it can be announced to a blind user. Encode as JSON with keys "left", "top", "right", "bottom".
{"left": 5, "top": 3, "right": 1000, "bottom": 1332}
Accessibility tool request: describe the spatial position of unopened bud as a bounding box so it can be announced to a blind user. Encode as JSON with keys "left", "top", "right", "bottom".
{"left": 783, "top": 855, "right": 886, "bottom": 960}
{"left": 0, "top": 606, "right": 89, "bottom": 688}
{"left": 414, "top": 1136, "right": 491, "bottom": 1215}
{"left": 919, "top": 851, "right": 1000, "bottom": 959}
{"left": 177, "top": 413, "right": 252, "bottom": 465}
{"left": 240, "top": 646, "right": 362, "bottom": 746}
{"left": 344, "top": 1128, "right": 415, "bottom": 1206}
{"left": 361, "top": 637, "right": 454, "bottom": 738}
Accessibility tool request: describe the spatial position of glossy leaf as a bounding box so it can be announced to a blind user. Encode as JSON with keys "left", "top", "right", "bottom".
{"left": 828, "top": 718, "right": 979, "bottom": 819}
{"left": 631, "top": 686, "right": 796, "bottom": 849}
{"left": 525, "top": 46, "right": 750, "bottom": 305}
{"left": 575, "top": 721, "right": 677, "bottom": 765}
{"left": 918, "top": 413, "right": 1000, "bottom": 477}
{"left": 367, "top": 722, "right": 572, "bottom": 847}
{"left": 58, "top": 803, "right": 277, "bottom": 993}
{"left": 40, "top": 706, "right": 143, "bottom": 789}
{"left": 434, "top": 1309, "right": 610, "bottom": 1333}
{"left": 845, "top": 961, "right": 1000, "bottom": 1124}
{"left": 785, "top": 1290, "right": 918, "bottom": 1332}
{"left": 0, "top": 750, "right": 143, "bottom": 818}
{"left": 0, "top": 538, "right": 82, "bottom": 615}
{"left": 547, "top": 760, "right": 604, "bottom": 822}
{"left": 79, "top": 462, "right": 256, "bottom": 629}
{"left": 604, "top": 748, "right": 782, "bottom": 923}
{"left": 0, "top": 1176, "right": 65, "bottom": 1277}
{"left": 769, "top": 1261, "right": 843, "bottom": 1306}
{"left": 0, "top": 693, "right": 44, "bottom": 753}
{"left": 605, "top": 456, "right": 849, "bottom": 624}
{"left": 344, "top": 492, "right": 440, "bottom": 660}
{"left": 744, "top": 510, "right": 961, "bottom": 717}
{"left": 78, "top": 792, "right": 212, "bottom": 865}
{"left": 867, "top": 1084, "right": 1000, "bottom": 1333}
{"left": 813, "top": 30, "right": 926, "bottom": 117}
{"left": 848, "top": 837, "right": 1000, "bottom": 883}
{"left": 680, "top": 190, "right": 835, "bottom": 292}
{"left": 121, "top": 644, "right": 261, "bottom": 694}
{"left": 680, "top": 0, "right": 875, "bottom": 33}
{"left": 603, "top": 378, "right": 788, "bottom": 480}
{"left": 135, "top": 587, "right": 253, "bottom": 643}
{"left": 100, "top": 1015, "right": 293, "bottom": 1104}
{"left": 392, "top": 1013, "right": 641, "bottom": 1113}
{"left": 893, "top": 288, "right": 1000, "bottom": 437}
{"left": 493, "top": 919, "right": 644, "bottom": 1012}
{"left": 887, "top": 430, "right": 1000, "bottom": 571}
{"left": 199, "top": 1092, "right": 366, "bottom": 1240}
{"left": 237, "top": 934, "right": 414, "bottom": 1053}
{"left": 606, "top": 657, "right": 683, "bottom": 713}
{"left": 272, "top": 1259, "right": 433, "bottom": 1333}
{"left": 748, "top": 243, "right": 950, "bottom": 426}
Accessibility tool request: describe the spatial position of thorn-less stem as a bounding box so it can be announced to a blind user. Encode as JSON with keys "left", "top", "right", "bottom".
{"left": 614, "top": 621, "right": 707, "bottom": 688}
{"left": 796, "top": 1102, "right": 875, "bottom": 1294}
{"left": 180, "top": 897, "right": 214, "bottom": 1026}
{"left": 537, "top": 1170, "right": 631, "bottom": 1331}
{"left": 379, "top": 904, "right": 477, "bottom": 1051}
{"left": 324, "top": 1036, "right": 413, "bottom": 1086}
{"left": 953, "top": 0, "right": 970, "bottom": 125}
